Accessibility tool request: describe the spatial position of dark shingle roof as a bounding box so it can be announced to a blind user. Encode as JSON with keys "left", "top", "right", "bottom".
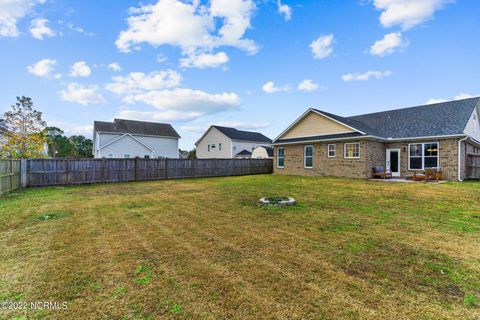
{"left": 276, "top": 132, "right": 364, "bottom": 144}
{"left": 347, "top": 97, "right": 479, "bottom": 138}
{"left": 94, "top": 119, "right": 180, "bottom": 138}
{"left": 213, "top": 125, "right": 272, "bottom": 143}
{"left": 236, "top": 149, "right": 252, "bottom": 156}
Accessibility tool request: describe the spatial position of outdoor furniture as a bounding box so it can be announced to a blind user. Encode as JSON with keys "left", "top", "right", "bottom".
{"left": 425, "top": 168, "right": 443, "bottom": 182}
{"left": 412, "top": 172, "right": 426, "bottom": 181}
{"left": 372, "top": 165, "right": 392, "bottom": 179}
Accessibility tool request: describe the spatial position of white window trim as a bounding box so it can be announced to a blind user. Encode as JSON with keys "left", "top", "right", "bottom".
{"left": 327, "top": 144, "right": 336, "bottom": 158}
{"left": 277, "top": 147, "right": 285, "bottom": 168}
{"left": 408, "top": 142, "right": 439, "bottom": 170}
{"left": 124, "top": 153, "right": 131, "bottom": 158}
{"left": 304, "top": 145, "right": 313, "bottom": 168}
{"left": 344, "top": 143, "right": 360, "bottom": 159}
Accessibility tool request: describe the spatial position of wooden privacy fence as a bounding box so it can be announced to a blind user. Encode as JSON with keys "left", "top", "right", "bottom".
{"left": 25, "top": 158, "right": 273, "bottom": 187}
{"left": 0, "top": 160, "right": 21, "bottom": 195}
{"left": 466, "top": 154, "right": 480, "bottom": 179}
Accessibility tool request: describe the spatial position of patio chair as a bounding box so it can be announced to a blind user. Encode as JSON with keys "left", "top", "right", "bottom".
{"left": 372, "top": 165, "right": 392, "bottom": 179}
{"left": 425, "top": 168, "right": 442, "bottom": 182}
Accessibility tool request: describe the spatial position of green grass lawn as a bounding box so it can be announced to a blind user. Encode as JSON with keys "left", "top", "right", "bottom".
{"left": 0, "top": 175, "right": 479, "bottom": 319}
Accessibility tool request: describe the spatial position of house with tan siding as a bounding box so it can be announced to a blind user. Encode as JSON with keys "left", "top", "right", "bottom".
{"left": 272, "top": 97, "right": 480, "bottom": 181}
{"left": 195, "top": 125, "right": 272, "bottom": 159}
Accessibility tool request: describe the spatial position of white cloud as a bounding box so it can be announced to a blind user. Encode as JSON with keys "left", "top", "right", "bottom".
{"left": 156, "top": 53, "right": 168, "bottom": 63}
{"left": 179, "top": 51, "right": 229, "bottom": 69}
{"left": 426, "top": 93, "right": 480, "bottom": 105}
{"left": 262, "top": 81, "right": 290, "bottom": 94}
{"left": 69, "top": 61, "right": 91, "bottom": 77}
{"left": 370, "top": 32, "right": 409, "bottom": 56}
{"left": 277, "top": 0, "right": 292, "bottom": 21}
{"left": 0, "top": 0, "right": 45, "bottom": 37}
{"left": 65, "top": 22, "right": 95, "bottom": 36}
{"left": 115, "top": 0, "right": 257, "bottom": 68}
{"left": 426, "top": 98, "right": 448, "bottom": 104}
{"left": 108, "top": 62, "right": 122, "bottom": 72}
{"left": 372, "top": 0, "right": 451, "bottom": 30}
{"left": 48, "top": 121, "right": 93, "bottom": 137}
{"left": 342, "top": 70, "right": 392, "bottom": 82}
{"left": 297, "top": 79, "right": 322, "bottom": 92}
{"left": 106, "top": 70, "right": 182, "bottom": 95}
{"left": 119, "top": 88, "right": 241, "bottom": 122}
{"left": 310, "top": 34, "right": 334, "bottom": 59}
{"left": 27, "top": 58, "right": 57, "bottom": 77}
{"left": 59, "top": 83, "right": 106, "bottom": 105}
{"left": 29, "top": 18, "right": 56, "bottom": 39}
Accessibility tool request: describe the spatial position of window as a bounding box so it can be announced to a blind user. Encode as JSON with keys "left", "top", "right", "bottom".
{"left": 344, "top": 143, "right": 360, "bottom": 159}
{"left": 233, "top": 146, "right": 237, "bottom": 152}
{"left": 424, "top": 143, "right": 438, "bottom": 168}
{"left": 124, "top": 154, "right": 131, "bottom": 159}
{"left": 107, "top": 153, "right": 114, "bottom": 158}
{"left": 144, "top": 155, "right": 150, "bottom": 159}
{"left": 304, "top": 145, "right": 313, "bottom": 168}
{"left": 327, "top": 144, "right": 336, "bottom": 158}
{"left": 208, "top": 144, "right": 210, "bottom": 152}
{"left": 277, "top": 147, "right": 284, "bottom": 168}
{"left": 219, "top": 143, "right": 222, "bottom": 151}
{"left": 409, "top": 142, "right": 439, "bottom": 169}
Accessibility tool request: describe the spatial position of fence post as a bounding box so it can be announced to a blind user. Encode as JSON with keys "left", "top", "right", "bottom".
{"left": 66, "top": 159, "right": 71, "bottom": 185}
{"left": 20, "top": 159, "right": 27, "bottom": 188}
{"left": 134, "top": 157, "right": 138, "bottom": 181}
{"left": 165, "top": 158, "right": 168, "bottom": 179}
{"left": 9, "top": 159, "right": 13, "bottom": 192}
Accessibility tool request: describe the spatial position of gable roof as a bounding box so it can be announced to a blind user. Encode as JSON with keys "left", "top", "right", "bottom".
{"left": 236, "top": 149, "right": 252, "bottom": 156}
{"left": 274, "top": 97, "right": 480, "bottom": 143}
{"left": 195, "top": 125, "right": 272, "bottom": 145}
{"left": 348, "top": 97, "right": 480, "bottom": 139}
{"left": 94, "top": 119, "right": 180, "bottom": 138}
{"left": 213, "top": 125, "right": 272, "bottom": 143}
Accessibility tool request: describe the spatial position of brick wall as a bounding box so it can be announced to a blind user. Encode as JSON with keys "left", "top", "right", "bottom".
{"left": 274, "top": 138, "right": 462, "bottom": 181}
{"left": 273, "top": 141, "right": 382, "bottom": 179}
{"left": 384, "top": 138, "right": 459, "bottom": 181}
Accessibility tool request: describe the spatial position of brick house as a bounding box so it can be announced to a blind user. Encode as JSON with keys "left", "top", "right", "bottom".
{"left": 272, "top": 97, "right": 480, "bottom": 181}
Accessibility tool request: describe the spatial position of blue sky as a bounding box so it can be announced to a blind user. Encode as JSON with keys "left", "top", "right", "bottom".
{"left": 0, "top": 0, "right": 479, "bottom": 149}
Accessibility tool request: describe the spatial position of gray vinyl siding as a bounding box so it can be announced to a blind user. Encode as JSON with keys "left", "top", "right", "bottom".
{"left": 94, "top": 132, "right": 179, "bottom": 158}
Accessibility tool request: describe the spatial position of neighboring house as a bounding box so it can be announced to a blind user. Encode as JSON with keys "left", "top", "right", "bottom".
{"left": 273, "top": 97, "right": 480, "bottom": 181}
{"left": 195, "top": 125, "right": 272, "bottom": 159}
{"left": 252, "top": 146, "right": 274, "bottom": 159}
{"left": 93, "top": 119, "right": 180, "bottom": 158}
{"left": 235, "top": 149, "right": 252, "bottom": 159}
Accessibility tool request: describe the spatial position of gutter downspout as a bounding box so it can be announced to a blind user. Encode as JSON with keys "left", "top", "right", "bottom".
{"left": 458, "top": 136, "right": 468, "bottom": 181}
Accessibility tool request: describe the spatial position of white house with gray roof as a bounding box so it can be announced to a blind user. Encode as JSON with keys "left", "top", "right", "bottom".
{"left": 93, "top": 119, "right": 180, "bottom": 159}
{"left": 195, "top": 125, "right": 272, "bottom": 159}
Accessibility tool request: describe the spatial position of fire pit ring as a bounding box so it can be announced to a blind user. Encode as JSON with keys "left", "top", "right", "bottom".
{"left": 259, "top": 197, "right": 296, "bottom": 206}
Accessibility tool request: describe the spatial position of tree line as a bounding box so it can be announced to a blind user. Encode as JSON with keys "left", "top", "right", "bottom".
{"left": 0, "top": 96, "right": 93, "bottom": 159}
